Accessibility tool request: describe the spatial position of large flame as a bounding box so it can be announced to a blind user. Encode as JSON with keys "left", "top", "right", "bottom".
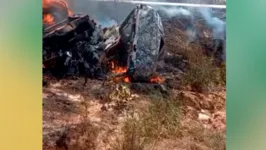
{"left": 43, "top": 0, "right": 72, "bottom": 25}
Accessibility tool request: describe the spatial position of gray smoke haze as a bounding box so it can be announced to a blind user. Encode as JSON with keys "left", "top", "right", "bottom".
{"left": 154, "top": 6, "right": 196, "bottom": 42}
{"left": 157, "top": 6, "right": 192, "bottom": 17}
{"left": 66, "top": 0, "right": 225, "bottom": 40}
{"left": 198, "top": 7, "right": 225, "bottom": 40}
{"left": 65, "top": 0, "right": 225, "bottom": 60}
{"left": 186, "top": 27, "right": 197, "bottom": 43}
{"left": 155, "top": 5, "right": 225, "bottom": 41}
{"left": 67, "top": 0, "right": 135, "bottom": 27}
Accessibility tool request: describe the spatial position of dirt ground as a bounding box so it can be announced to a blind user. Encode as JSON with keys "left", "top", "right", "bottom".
{"left": 43, "top": 76, "right": 225, "bottom": 150}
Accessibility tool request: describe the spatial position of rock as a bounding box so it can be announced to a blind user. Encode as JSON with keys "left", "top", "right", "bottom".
{"left": 198, "top": 112, "right": 211, "bottom": 121}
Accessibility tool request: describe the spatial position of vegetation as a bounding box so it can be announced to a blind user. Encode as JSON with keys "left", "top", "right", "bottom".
{"left": 179, "top": 45, "right": 225, "bottom": 92}
{"left": 113, "top": 96, "right": 182, "bottom": 150}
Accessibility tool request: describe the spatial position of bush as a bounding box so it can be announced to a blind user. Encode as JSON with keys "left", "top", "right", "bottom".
{"left": 180, "top": 45, "right": 224, "bottom": 92}
{"left": 113, "top": 97, "right": 182, "bottom": 150}
{"left": 186, "top": 122, "right": 226, "bottom": 150}
{"left": 219, "top": 63, "right": 226, "bottom": 85}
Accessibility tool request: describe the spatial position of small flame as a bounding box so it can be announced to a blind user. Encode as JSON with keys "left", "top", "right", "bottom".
{"left": 109, "top": 61, "right": 129, "bottom": 82}
{"left": 68, "top": 10, "right": 73, "bottom": 16}
{"left": 124, "top": 77, "right": 130, "bottom": 83}
{"left": 111, "top": 61, "right": 115, "bottom": 69}
{"left": 109, "top": 61, "right": 163, "bottom": 84}
{"left": 110, "top": 61, "right": 127, "bottom": 74}
{"left": 150, "top": 76, "right": 164, "bottom": 83}
{"left": 43, "top": 14, "right": 54, "bottom": 24}
{"left": 113, "top": 76, "right": 131, "bottom": 83}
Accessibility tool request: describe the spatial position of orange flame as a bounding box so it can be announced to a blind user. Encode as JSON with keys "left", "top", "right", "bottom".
{"left": 113, "top": 76, "right": 130, "bottom": 83}
{"left": 43, "top": 0, "right": 51, "bottom": 6}
{"left": 110, "top": 61, "right": 130, "bottom": 82}
{"left": 150, "top": 76, "right": 164, "bottom": 84}
{"left": 109, "top": 61, "right": 163, "bottom": 84}
{"left": 68, "top": 10, "right": 73, "bottom": 16}
{"left": 110, "top": 61, "right": 127, "bottom": 74}
{"left": 57, "top": 0, "right": 73, "bottom": 16}
{"left": 42, "top": 0, "right": 73, "bottom": 25}
{"left": 124, "top": 76, "right": 130, "bottom": 83}
{"left": 43, "top": 14, "right": 54, "bottom": 24}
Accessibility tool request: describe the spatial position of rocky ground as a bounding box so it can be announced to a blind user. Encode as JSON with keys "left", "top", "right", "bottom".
{"left": 43, "top": 78, "right": 225, "bottom": 150}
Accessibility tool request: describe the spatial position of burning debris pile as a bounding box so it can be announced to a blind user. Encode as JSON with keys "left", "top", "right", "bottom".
{"left": 43, "top": 3, "right": 165, "bottom": 85}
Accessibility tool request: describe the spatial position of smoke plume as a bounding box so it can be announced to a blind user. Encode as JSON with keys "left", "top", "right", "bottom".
{"left": 65, "top": 0, "right": 225, "bottom": 41}
{"left": 155, "top": 5, "right": 225, "bottom": 40}
{"left": 198, "top": 7, "right": 225, "bottom": 40}
{"left": 157, "top": 6, "right": 192, "bottom": 17}
{"left": 67, "top": 0, "right": 134, "bottom": 26}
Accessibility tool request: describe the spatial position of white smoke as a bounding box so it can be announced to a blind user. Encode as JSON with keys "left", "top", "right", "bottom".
{"left": 157, "top": 7, "right": 192, "bottom": 17}
{"left": 186, "top": 27, "right": 197, "bottom": 43}
{"left": 154, "top": 5, "right": 225, "bottom": 41}
{"left": 198, "top": 7, "right": 225, "bottom": 40}
{"left": 70, "top": 0, "right": 134, "bottom": 27}
{"left": 99, "top": 19, "right": 118, "bottom": 28}
{"left": 68, "top": 0, "right": 225, "bottom": 40}
{"left": 156, "top": 6, "right": 198, "bottom": 46}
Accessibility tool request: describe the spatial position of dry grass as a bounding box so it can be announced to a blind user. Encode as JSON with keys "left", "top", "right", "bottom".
{"left": 113, "top": 96, "right": 182, "bottom": 150}
{"left": 114, "top": 116, "right": 145, "bottom": 150}
{"left": 113, "top": 94, "right": 225, "bottom": 150}
{"left": 219, "top": 63, "right": 226, "bottom": 85}
{"left": 183, "top": 121, "right": 226, "bottom": 150}
{"left": 48, "top": 120, "right": 99, "bottom": 150}
{"left": 179, "top": 44, "right": 225, "bottom": 92}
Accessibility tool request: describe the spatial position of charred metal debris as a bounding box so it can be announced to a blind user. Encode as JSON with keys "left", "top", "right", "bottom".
{"left": 43, "top": 4, "right": 165, "bottom": 85}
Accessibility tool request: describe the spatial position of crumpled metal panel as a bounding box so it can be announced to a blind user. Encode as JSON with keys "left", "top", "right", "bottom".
{"left": 128, "top": 5, "right": 164, "bottom": 78}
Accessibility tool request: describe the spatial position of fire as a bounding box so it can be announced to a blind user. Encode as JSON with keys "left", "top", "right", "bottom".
{"left": 43, "top": 0, "right": 51, "bottom": 6}
{"left": 43, "top": 14, "right": 54, "bottom": 24}
{"left": 110, "top": 61, "right": 127, "bottom": 74}
{"left": 109, "top": 61, "right": 130, "bottom": 82}
{"left": 150, "top": 76, "right": 164, "bottom": 83}
{"left": 57, "top": 0, "right": 73, "bottom": 16}
{"left": 109, "top": 61, "right": 163, "bottom": 84}
{"left": 113, "top": 76, "right": 130, "bottom": 83}
{"left": 42, "top": 0, "right": 73, "bottom": 24}
{"left": 68, "top": 10, "right": 73, "bottom": 16}
{"left": 124, "top": 76, "right": 130, "bottom": 83}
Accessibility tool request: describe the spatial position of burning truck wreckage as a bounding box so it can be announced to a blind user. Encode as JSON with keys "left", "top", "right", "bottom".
{"left": 43, "top": 2, "right": 166, "bottom": 86}
{"left": 43, "top": 0, "right": 225, "bottom": 87}
{"left": 43, "top": 1, "right": 226, "bottom": 149}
